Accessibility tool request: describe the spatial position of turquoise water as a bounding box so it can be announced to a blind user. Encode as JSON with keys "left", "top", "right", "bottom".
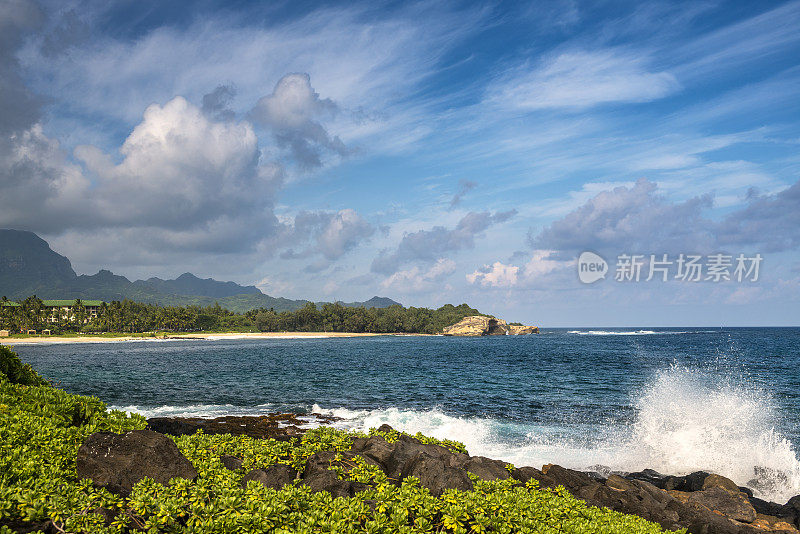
{"left": 12, "top": 327, "right": 800, "bottom": 502}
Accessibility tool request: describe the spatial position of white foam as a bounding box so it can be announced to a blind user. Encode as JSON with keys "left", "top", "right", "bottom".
{"left": 110, "top": 403, "right": 279, "bottom": 419}
{"left": 568, "top": 330, "right": 677, "bottom": 336}
{"left": 313, "top": 366, "right": 800, "bottom": 503}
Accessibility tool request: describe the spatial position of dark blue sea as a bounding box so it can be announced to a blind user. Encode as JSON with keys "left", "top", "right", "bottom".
{"left": 11, "top": 327, "right": 800, "bottom": 503}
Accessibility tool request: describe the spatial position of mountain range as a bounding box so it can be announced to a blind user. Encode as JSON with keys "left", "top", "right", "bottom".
{"left": 0, "top": 229, "right": 400, "bottom": 313}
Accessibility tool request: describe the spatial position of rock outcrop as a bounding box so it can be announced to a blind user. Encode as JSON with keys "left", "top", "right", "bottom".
{"left": 147, "top": 412, "right": 340, "bottom": 441}
{"left": 76, "top": 430, "right": 197, "bottom": 496}
{"left": 442, "top": 315, "right": 538, "bottom": 336}
{"left": 291, "top": 428, "right": 800, "bottom": 534}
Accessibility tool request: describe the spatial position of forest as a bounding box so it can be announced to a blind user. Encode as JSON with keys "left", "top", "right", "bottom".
{"left": 0, "top": 296, "right": 484, "bottom": 335}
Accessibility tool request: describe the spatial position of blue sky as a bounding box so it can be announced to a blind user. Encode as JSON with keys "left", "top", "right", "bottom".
{"left": 1, "top": 0, "right": 799, "bottom": 325}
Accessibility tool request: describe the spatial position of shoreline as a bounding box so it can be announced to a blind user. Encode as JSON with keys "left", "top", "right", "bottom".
{"left": 0, "top": 331, "right": 432, "bottom": 345}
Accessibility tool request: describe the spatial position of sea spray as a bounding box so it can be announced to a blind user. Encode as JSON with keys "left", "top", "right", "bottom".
{"left": 314, "top": 364, "right": 800, "bottom": 503}
{"left": 615, "top": 364, "right": 800, "bottom": 503}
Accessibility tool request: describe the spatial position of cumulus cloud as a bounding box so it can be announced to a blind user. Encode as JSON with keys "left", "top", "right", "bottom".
{"left": 251, "top": 73, "right": 347, "bottom": 169}
{"left": 530, "top": 177, "right": 800, "bottom": 260}
{"left": 1, "top": 94, "right": 283, "bottom": 257}
{"left": 531, "top": 178, "right": 715, "bottom": 254}
{"left": 371, "top": 210, "right": 517, "bottom": 274}
{"left": 467, "top": 250, "right": 567, "bottom": 288}
{"left": 717, "top": 180, "right": 800, "bottom": 252}
{"left": 381, "top": 258, "right": 456, "bottom": 293}
{"left": 489, "top": 48, "right": 680, "bottom": 110}
{"left": 466, "top": 262, "right": 519, "bottom": 287}
{"left": 280, "top": 208, "right": 374, "bottom": 262}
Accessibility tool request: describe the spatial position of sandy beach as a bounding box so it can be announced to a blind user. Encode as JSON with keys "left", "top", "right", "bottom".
{"left": 0, "top": 331, "right": 427, "bottom": 345}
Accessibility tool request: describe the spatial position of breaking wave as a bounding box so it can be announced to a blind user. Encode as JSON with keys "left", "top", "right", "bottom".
{"left": 314, "top": 365, "right": 800, "bottom": 503}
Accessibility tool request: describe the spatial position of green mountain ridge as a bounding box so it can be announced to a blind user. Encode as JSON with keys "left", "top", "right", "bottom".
{"left": 0, "top": 229, "right": 401, "bottom": 313}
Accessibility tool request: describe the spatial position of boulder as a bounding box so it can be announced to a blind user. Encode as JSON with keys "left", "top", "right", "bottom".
{"left": 665, "top": 471, "right": 711, "bottom": 492}
{"left": 401, "top": 453, "right": 474, "bottom": 496}
{"left": 76, "top": 430, "right": 197, "bottom": 496}
{"left": 508, "top": 325, "right": 539, "bottom": 335}
{"left": 541, "top": 464, "right": 595, "bottom": 492}
{"left": 702, "top": 474, "right": 742, "bottom": 494}
{"left": 220, "top": 455, "right": 243, "bottom": 471}
{"left": 442, "top": 316, "right": 509, "bottom": 336}
{"left": 351, "top": 435, "right": 396, "bottom": 467}
{"left": 301, "top": 469, "right": 353, "bottom": 498}
{"left": 382, "top": 435, "right": 467, "bottom": 479}
{"left": 241, "top": 465, "right": 298, "bottom": 490}
{"left": 147, "top": 414, "right": 307, "bottom": 441}
{"left": 463, "top": 456, "right": 510, "bottom": 481}
{"left": 512, "top": 466, "right": 557, "bottom": 488}
{"left": 688, "top": 487, "right": 757, "bottom": 523}
{"left": 625, "top": 469, "right": 672, "bottom": 489}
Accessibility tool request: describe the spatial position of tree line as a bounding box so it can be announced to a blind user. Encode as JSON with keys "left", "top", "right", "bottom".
{"left": 0, "top": 296, "right": 484, "bottom": 335}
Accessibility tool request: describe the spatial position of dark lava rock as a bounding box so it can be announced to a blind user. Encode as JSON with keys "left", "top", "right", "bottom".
{"left": 382, "top": 435, "right": 467, "bottom": 479}
{"left": 512, "top": 466, "right": 557, "bottom": 488}
{"left": 688, "top": 487, "right": 757, "bottom": 523}
{"left": 220, "top": 455, "right": 243, "bottom": 471}
{"left": 302, "top": 469, "right": 354, "bottom": 498}
{"left": 401, "top": 453, "right": 473, "bottom": 496}
{"left": 241, "top": 465, "right": 298, "bottom": 490}
{"left": 625, "top": 468, "right": 671, "bottom": 489}
{"left": 666, "top": 471, "right": 711, "bottom": 492}
{"left": 351, "top": 435, "right": 396, "bottom": 467}
{"left": 147, "top": 414, "right": 306, "bottom": 441}
{"left": 76, "top": 430, "right": 197, "bottom": 496}
{"left": 464, "top": 456, "right": 510, "bottom": 481}
{"left": 541, "top": 464, "right": 595, "bottom": 492}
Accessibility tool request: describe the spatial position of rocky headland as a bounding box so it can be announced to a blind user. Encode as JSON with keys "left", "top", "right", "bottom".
{"left": 442, "top": 315, "right": 539, "bottom": 336}
{"left": 72, "top": 418, "right": 794, "bottom": 534}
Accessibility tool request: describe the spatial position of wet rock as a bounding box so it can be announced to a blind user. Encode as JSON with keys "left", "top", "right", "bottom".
{"left": 76, "top": 430, "right": 197, "bottom": 496}
{"left": 220, "top": 455, "right": 243, "bottom": 471}
{"left": 703, "top": 474, "right": 742, "bottom": 494}
{"left": 688, "top": 486, "right": 757, "bottom": 523}
{"left": 625, "top": 468, "right": 672, "bottom": 489}
{"left": 241, "top": 465, "right": 298, "bottom": 490}
{"left": 666, "top": 471, "right": 711, "bottom": 492}
{"left": 463, "top": 456, "right": 510, "bottom": 481}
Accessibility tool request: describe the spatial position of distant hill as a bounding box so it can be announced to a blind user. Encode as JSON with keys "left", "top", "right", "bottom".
{"left": 338, "top": 296, "right": 401, "bottom": 308}
{"left": 0, "top": 229, "right": 400, "bottom": 313}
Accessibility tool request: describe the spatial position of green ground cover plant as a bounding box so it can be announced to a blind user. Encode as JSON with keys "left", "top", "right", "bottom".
{"left": 0, "top": 348, "right": 680, "bottom": 533}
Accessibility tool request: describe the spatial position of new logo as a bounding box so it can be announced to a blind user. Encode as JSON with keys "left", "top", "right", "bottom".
{"left": 578, "top": 251, "right": 608, "bottom": 284}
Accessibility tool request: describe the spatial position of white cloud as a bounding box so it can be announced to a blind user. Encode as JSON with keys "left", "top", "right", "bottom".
{"left": 467, "top": 250, "right": 567, "bottom": 288}
{"left": 381, "top": 258, "right": 456, "bottom": 293}
{"left": 488, "top": 48, "right": 679, "bottom": 110}
{"left": 251, "top": 73, "right": 346, "bottom": 169}
{"left": 467, "top": 262, "right": 518, "bottom": 287}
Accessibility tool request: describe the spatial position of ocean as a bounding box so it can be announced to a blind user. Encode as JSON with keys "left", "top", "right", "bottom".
{"left": 11, "top": 327, "right": 800, "bottom": 503}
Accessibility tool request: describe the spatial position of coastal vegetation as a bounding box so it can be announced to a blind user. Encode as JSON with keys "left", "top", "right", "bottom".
{"left": 0, "top": 347, "right": 675, "bottom": 533}
{"left": 0, "top": 296, "right": 485, "bottom": 335}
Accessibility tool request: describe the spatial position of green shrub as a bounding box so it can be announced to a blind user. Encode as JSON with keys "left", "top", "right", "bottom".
{"left": 0, "top": 345, "right": 48, "bottom": 386}
{"left": 0, "top": 374, "right": 682, "bottom": 533}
